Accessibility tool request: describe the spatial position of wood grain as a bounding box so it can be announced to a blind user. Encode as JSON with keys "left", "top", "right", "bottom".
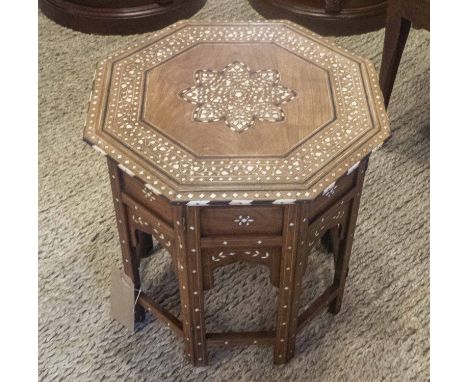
{"left": 379, "top": 0, "right": 430, "bottom": 107}
{"left": 248, "top": 0, "right": 387, "bottom": 36}
{"left": 200, "top": 205, "right": 283, "bottom": 236}
{"left": 143, "top": 42, "right": 334, "bottom": 157}
{"left": 39, "top": 0, "right": 207, "bottom": 35}
{"left": 84, "top": 21, "right": 390, "bottom": 203}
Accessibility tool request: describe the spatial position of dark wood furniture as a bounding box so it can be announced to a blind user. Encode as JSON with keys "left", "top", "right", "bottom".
{"left": 379, "top": 0, "right": 430, "bottom": 107}
{"left": 38, "top": 0, "right": 207, "bottom": 35}
{"left": 249, "top": 0, "right": 387, "bottom": 36}
{"left": 83, "top": 21, "right": 390, "bottom": 366}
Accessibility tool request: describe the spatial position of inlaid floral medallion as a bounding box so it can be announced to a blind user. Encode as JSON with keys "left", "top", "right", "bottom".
{"left": 179, "top": 61, "right": 297, "bottom": 132}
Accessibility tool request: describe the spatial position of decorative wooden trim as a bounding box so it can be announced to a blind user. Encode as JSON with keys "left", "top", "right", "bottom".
{"left": 107, "top": 158, "right": 139, "bottom": 286}
{"left": 229, "top": 200, "right": 253, "bottom": 205}
{"left": 184, "top": 207, "right": 208, "bottom": 365}
{"left": 248, "top": 0, "right": 387, "bottom": 36}
{"left": 84, "top": 21, "right": 391, "bottom": 204}
{"left": 206, "top": 331, "right": 275, "bottom": 346}
{"left": 200, "top": 235, "right": 283, "bottom": 249}
{"left": 171, "top": 206, "right": 208, "bottom": 366}
{"left": 273, "top": 203, "right": 308, "bottom": 364}
{"left": 172, "top": 207, "right": 195, "bottom": 364}
{"left": 325, "top": 0, "right": 343, "bottom": 14}
{"left": 201, "top": 247, "right": 281, "bottom": 290}
{"left": 121, "top": 192, "right": 174, "bottom": 242}
{"left": 308, "top": 198, "right": 351, "bottom": 242}
{"left": 210, "top": 249, "right": 272, "bottom": 262}
{"left": 39, "top": 0, "right": 207, "bottom": 35}
{"left": 233, "top": 215, "right": 255, "bottom": 226}
{"left": 329, "top": 158, "right": 368, "bottom": 314}
{"left": 347, "top": 161, "right": 361, "bottom": 175}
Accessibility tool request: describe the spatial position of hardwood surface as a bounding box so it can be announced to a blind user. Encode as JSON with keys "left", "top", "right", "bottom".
{"left": 38, "top": 0, "right": 207, "bottom": 35}
{"left": 379, "top": 0, "right": 430, "bottom": 107}
{"left": 84, "top": 21, "right": 390, "bottom": 204}
{"left": 143, "top": 43, "right": 333, "bottom": 157}
{"left": 249, "top": 0, "right": 387, "bottom": 36}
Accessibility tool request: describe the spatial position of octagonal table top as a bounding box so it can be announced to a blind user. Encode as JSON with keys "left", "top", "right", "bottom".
{"left": 84, "top": 20, "right": 390, "bottom": 204}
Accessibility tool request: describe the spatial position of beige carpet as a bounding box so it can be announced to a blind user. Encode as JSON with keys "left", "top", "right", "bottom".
{"left": 39, "top": 1, "right": 430, "bottom": 380}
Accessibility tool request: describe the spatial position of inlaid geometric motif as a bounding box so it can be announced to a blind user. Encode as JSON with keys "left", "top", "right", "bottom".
{"left": 84, "top": 21, "right": 390, "bottom": 203}
{"left": 179, "top": 61, "right": 296, "bottom": 132}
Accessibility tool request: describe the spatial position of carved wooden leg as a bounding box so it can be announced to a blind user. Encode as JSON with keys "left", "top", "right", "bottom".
{"left": 173, "top": 206, "right": 207, "bottom": 366}
{"left": 107, "top": 158, "right": 144, "bottom": 321}
{"left": 273, "top": 203, "right": 309, "bottom": 364}
{"left": 379, "top": 7, "right": 412, "bottom": 108}
{"left": 329, "top": 160, "right": 368, "bottom": 314}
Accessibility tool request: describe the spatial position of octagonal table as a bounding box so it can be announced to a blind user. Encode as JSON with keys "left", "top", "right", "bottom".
{"left": 83, "top": 21, "right": 390, "bottom": 366}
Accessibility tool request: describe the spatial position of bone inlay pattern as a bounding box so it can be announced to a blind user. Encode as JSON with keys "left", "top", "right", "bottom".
{"left": 234, "top": 215, "right": 254, "bottom": 226}
{"left": 179, "top": 61, "right": 296, "bottom": 132}
{"left": 84, "top": 22, "right": 386, "bottom": 366}
{"left": 84, "top": 21, "right": 390, "bottom": 203}
{"left": 211, "top": 249, "right": 270, "bottom": 262}
{"left": 129, "top": 212, "right": 172, "bottom": 249}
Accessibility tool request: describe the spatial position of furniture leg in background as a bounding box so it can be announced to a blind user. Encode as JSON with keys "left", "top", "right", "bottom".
{"left": 379, "top": 0, "right": 430, "bottom": 107}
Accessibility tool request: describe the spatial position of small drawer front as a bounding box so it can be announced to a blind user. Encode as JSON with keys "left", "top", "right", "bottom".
{"left": 200, "top": 206, "right": 283, "bottom": 236}
{"left": 120, "top": 172, "right": 173, "bottom": 225}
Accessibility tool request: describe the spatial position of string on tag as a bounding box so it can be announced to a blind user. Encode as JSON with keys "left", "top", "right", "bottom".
{"left": 134, "top": 287, "right": 142, "bottom": 307}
